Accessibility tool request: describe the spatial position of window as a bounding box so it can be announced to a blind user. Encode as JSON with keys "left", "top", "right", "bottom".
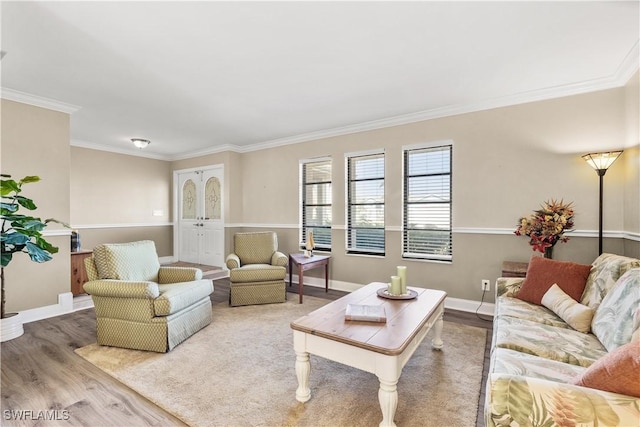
{"left": 301, "top": 158, "right": 332, "bottom": 250}
{"left": 346, "top": 151, "right": 385, "bottom": 255}
{"left": 403, "top": 143, "right": 452, "bottom": 261}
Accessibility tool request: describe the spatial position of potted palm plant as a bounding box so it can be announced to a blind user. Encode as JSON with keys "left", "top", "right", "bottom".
{"left": 1, "top": 174, "right": 66, "bottom": 341}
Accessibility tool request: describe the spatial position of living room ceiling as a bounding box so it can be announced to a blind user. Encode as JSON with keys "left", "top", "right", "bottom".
{"left": 1, "top": 1, "right": 638, "bottom": 160}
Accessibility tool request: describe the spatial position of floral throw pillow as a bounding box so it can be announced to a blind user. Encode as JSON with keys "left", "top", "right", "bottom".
{"left": 516, "top": 256, "right": 592, "bottom": 306}
{"left": 590, "top": 268, "right": 640, "bottom": 352}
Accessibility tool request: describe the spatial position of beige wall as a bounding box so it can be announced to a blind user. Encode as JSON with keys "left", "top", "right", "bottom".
{"left": 202, "top": 78, "right": 638, "bottom": 303}
{"left": 1, "top": 100, "right": 71, "bottom": 312}
{"left": 70, "top": 147, "right": 173, "bottom": 255}
{"left": 3, "top": 72, "right": 638, "bottom": 313}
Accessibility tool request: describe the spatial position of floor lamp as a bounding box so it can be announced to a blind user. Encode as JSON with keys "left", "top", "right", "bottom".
{"left": 581, "top": 151, "right": 623, "bottom": 255}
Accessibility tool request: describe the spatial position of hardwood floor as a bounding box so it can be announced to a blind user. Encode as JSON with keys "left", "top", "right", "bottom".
{"left": 1, "top": 277, "right": 493, "bottom": 427}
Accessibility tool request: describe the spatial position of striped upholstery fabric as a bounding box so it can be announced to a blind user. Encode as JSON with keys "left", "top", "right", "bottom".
{"left": 226, "top": 232, "right": 288, "bottom": 306}
{"left": 82, "top": 241, "right": 213, "bottom": 353}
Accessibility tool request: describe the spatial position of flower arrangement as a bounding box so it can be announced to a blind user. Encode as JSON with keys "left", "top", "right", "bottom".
{"left": 514, "top": 199, "right": 574, "bottom": 255}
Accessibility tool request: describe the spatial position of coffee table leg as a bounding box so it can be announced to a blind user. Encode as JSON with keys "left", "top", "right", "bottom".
{"left": 377, "top": 377, "right": 398, "bottom": 427}
{"left": 431, "top": 311, "right": 444, "bottom": 350}
{"left": 295, "top": 351, "right": 311, "bottom": 402}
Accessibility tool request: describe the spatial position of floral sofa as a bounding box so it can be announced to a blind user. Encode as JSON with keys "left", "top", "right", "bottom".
{"left": 485, "top": 253, "right": 640, "bottom": 427}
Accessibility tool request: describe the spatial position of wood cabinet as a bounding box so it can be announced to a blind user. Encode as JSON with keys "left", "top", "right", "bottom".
{"left": 71, "top": 250, "right": 92, "bottom": 295}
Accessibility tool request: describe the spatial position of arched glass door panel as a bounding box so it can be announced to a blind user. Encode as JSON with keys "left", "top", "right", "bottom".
{"left": 182, "top": 179, "right": 197, "bottom": 220}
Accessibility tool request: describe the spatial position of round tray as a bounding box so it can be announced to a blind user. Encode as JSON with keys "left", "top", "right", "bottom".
{"left": 377, "top": 287, "right": 418, "bottom": 300}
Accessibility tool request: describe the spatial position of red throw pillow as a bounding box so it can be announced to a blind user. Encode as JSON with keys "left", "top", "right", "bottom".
{"left": 571, "top": 340, "right": 640, "bottom": 397}
{"left": 515, "top": 256, "right": 591, "bottom": 305}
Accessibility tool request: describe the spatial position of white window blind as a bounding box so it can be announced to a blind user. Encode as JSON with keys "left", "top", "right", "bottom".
{"left": 403, "top": 144, "right": 452, "bottom": 261}
{"left": 346, "top": 152, "right": 385, "bottom": 255}
{"left": 301, "top": 159, "right": 332, "bottom": 249}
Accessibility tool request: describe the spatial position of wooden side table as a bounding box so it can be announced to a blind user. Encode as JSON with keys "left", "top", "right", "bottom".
{"left": 501, "top": 261, "right": 528, "bottom": 278}
{"left": 71, "top": 250, "right": 93, "bottom": 295}
{"left": 289, "top": 253, "right": 330, "bottom": 303}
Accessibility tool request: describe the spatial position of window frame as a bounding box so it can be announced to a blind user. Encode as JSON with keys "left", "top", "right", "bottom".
{"left": 345, "top": 149, "right": 385, "bottom": 256}
{"left": 402, "top": 142, "right": 453, "bottom": 262}
{"left": 299, "top": 157, "right": 332, "bottom": 251}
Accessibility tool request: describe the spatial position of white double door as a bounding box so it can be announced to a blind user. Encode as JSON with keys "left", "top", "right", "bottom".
{"left": 175, "top": 166, "right": 224, "bottom": 267}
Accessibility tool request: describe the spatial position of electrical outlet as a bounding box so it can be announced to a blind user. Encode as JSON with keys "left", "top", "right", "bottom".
{"left": 481, "top": 280, "right": 490, "bottom": 292}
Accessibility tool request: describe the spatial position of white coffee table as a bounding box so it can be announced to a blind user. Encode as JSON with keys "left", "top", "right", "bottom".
{"left": 290, "top": 282, "right": 447, "bottom": 427}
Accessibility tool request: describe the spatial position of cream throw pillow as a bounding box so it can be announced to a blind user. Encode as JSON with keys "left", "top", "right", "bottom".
{"left": 541, "top": 283, "right": 594, "bottom": 333}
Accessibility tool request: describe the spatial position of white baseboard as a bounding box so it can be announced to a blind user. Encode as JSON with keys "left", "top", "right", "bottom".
{"left": 287, "top": 274, "right": 495, "bottom": 317}
{"left": 19, "top": 292, "right": 95, "bottom": 325}
{"left": 20, "top": 292, "right": 73, "bottom": 324}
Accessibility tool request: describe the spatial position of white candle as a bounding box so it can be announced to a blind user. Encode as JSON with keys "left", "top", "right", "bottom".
{"left": 397, "top": 266, "right": 407, "bottom": 294}
{"left": 390, "top": 276, "right": 401, "bottom": 295}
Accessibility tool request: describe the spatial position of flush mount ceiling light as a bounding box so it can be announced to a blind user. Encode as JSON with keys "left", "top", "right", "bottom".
{"left": 131, "top": 138, "right": 150, "bottom": 149}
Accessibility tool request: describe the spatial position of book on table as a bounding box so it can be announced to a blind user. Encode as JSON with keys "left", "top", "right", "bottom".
{"left": 344, "top": 304, "right": 387, "bottom": 323}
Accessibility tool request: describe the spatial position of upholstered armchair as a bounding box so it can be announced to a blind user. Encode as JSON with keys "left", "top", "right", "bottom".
{"left": 226, "top": 231, "right": 288, "bottom": 306}
{"left": 83, "top": 240, "right": 213, "bottom": 353}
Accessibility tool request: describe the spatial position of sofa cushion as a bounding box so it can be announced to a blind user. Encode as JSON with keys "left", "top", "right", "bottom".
{"left": 496, "top": 296, "right": 571, "bottom": 330}
{"left": 229, "top": 264, "right": 286, "bottom": 283}
{"left": 516, "top": 256, "right": 591, "bottom": 305}
{"left": 581, "top": 253, "right": 640, "bottom": 310}
{"left": 571, "top": 340, "right": 640, "bottom": 398}
{"left": 591, "top": 268, "right": 640, "bottom": 351}
{"left": 494, "top": 315, "right": 608, "bottom": 367}
{"left": 154, "top": 280, "right": 214, "bottom": 316}
{"left": 490, "top": 347, "right": 585, "bottom": 383}
{"left": 93, "top": 240, "right": 160, "bottom": 282}
{"left": 541, "top": 284, "right": 594, "bottom": 333}
{"left": 487, "top": 374, "right": 640, "bottom": 427}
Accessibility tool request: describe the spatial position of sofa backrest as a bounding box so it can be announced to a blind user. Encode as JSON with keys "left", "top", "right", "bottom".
{"left": 591, "top": 268, "right": 640, "bottom": 351}
{"left": 581, "top": 253, "right": 640, "bottom": 310}
{"left": 233, "top": 232, "right": 278, "bottom": 265}
{"left": 92, "top": 240, "right": 161, "bottom": 282}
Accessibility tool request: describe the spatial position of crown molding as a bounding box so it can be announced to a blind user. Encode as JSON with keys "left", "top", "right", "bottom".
{"left": 6, "top": 41, "right": 639, "bottom": 161}
{"left": 71, "top": 139, "right": 171, "bottom": 161}
{"left": 211, "top": 44, "right": 640, "bottom": 157}
{"left": 0, "top": 87, "right": 81, "bottom": 114}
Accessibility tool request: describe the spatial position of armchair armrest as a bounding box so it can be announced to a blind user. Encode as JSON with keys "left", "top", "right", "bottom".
{"left": 83, "top": 280, "right": 160, "bottom": 299}
{"left": 226, "top": 253, "right": 240, "bottom": 269}
{"left": 158, "top": 266, "right": 203, "bottom": 284}
{"left": 496, "top": 277, "right": 525, "bottom": 298}
{"left": 272, "top": 251, "right": 288, "bottom": 267}
{"left": 486, "top": 374, "right": 640, "bottom": 427}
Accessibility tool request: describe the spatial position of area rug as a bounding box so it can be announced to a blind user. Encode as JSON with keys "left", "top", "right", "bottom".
{"left": 75, "top": 297, "right": 487, "bottom": 427}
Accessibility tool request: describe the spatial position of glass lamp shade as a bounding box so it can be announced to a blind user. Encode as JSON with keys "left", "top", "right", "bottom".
{"left": 582, "top": 151, "right": 622, "bottom": 172}
{"left": 131, "top": 138, "right": 151, "bottom": 149}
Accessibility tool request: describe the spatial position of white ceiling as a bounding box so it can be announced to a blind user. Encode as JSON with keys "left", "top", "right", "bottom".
{"left": 1, "top": 1, "right": 638, "bottom": 160}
